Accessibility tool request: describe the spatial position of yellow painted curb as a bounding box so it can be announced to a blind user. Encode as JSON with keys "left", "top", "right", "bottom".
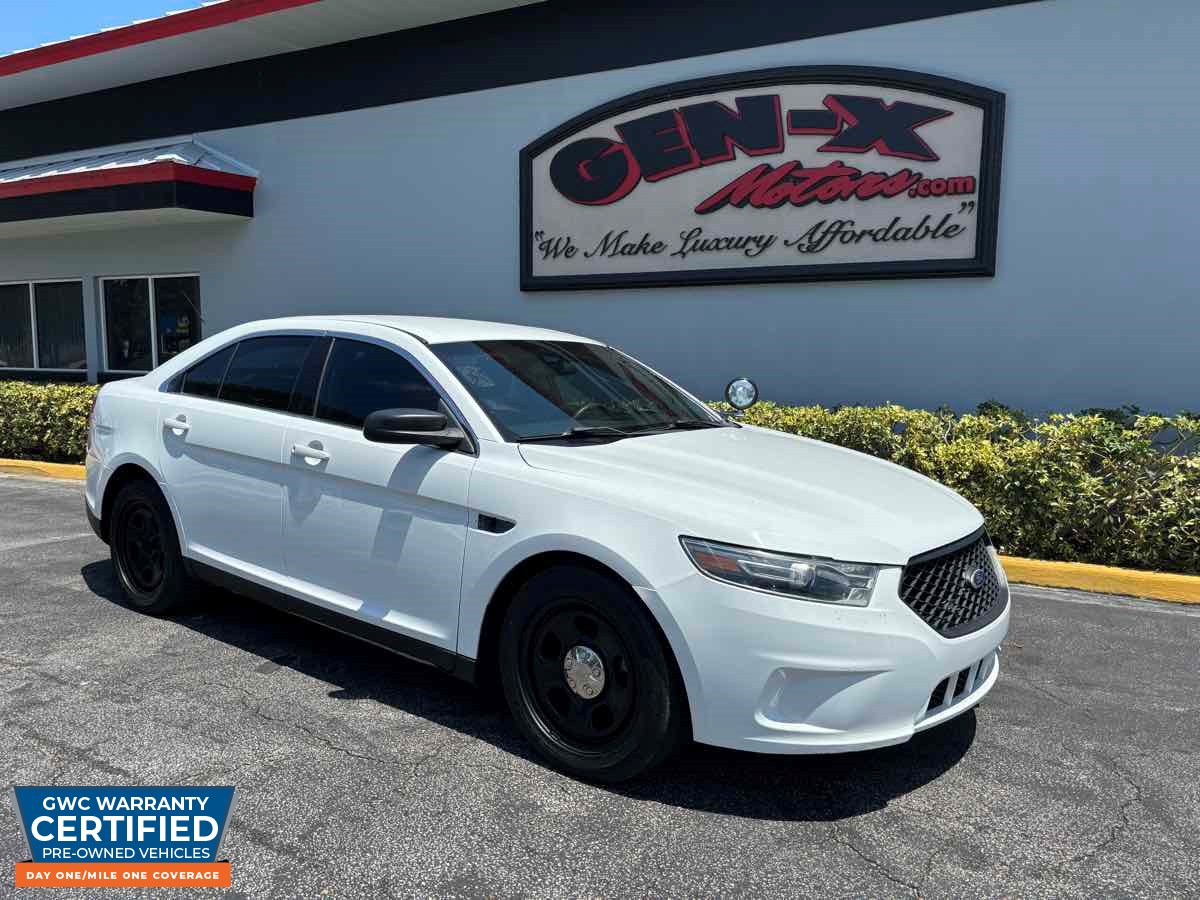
{"left": 1000, "top": 555, "right": 1200, "bottom": 604}
{"left": 0, "top": 458, "right": 85, "bottom": 481}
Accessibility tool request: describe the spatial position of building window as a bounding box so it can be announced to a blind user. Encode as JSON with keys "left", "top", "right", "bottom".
{"left": 102, "top": 275, "right": 201, "bottom": 372}
{"left": 34, "top": 283, "right": 87, "bottom": 370}
{"left": 0, "top": 280, "right": 85, "bottom": 371}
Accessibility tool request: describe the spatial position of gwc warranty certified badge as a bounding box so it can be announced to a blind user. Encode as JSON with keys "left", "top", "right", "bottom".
{"left": 10, "top": 787, "right": 235, "bottom": 889}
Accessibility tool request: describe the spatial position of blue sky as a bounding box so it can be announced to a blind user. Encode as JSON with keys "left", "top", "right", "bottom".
{"left": 3, "top": 1, "right": 182, "bottom": 55}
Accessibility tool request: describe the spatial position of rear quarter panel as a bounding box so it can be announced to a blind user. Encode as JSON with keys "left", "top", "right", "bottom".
{"left": 88, "top": 378, "right": 178, "bottom": 535}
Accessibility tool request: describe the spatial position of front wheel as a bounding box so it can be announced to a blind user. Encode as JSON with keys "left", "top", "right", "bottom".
{"left": 109, "top": 480, "right": 190, "bottom": 615}
{"left": 498, "top": 565, "right": 687, "bottom": 782}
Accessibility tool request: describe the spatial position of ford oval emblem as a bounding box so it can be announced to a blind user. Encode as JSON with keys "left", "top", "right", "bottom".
{"left": 962, "top": 567, "right": 986, "bottom": 590}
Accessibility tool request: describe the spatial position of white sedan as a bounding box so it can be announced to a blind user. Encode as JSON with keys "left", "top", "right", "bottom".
{"left": 85, "top": 316, "right": 1009, "bottom": 782}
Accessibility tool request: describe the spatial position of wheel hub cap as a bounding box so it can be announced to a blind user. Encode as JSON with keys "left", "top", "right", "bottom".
{"left": 562, "top": 645, "right": 605, "bottom": 699}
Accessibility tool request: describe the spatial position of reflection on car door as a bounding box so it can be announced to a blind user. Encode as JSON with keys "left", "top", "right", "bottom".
{"left": 158, "top": 334, "right": 320, "bottom": 580}
{"left": 281, "top": 338, "right": 476, "bottom": 653}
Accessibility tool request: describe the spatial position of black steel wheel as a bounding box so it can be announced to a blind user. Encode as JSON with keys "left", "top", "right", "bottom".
{"left": 499, "top": 564, "right": 688, "bottom": 782}
{"left": 523, "top": 602, "right": 637, "bottom": 747}
{"left": 109, "top": 479, "right": 189, "bottom": 615}
{"left": 118, "top": 502, "right": 165, "bottom": 593}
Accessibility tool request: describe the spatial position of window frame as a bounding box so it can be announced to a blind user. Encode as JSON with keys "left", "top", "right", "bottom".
{"left": 100, "top": 272, "right": 201, "bottom": 374}
{"left": 0, "top": 278, "right": 86, "bottom": 374}
{"left": 170, "top": 330, "right": 479, "bottom": 454}
{"left": 172, "top": 331, "right": 324, "bottom": 411}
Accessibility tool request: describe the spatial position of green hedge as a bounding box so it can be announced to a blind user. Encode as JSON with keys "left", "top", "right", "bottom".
{"left": 0, "top": 382, "right": 97, "bottom": 463}
{"left": 1, "top": 382, "right": 1196, "bottom": 574}
{"left": 715, "top": 402, "right": 1200, "bottom": 575}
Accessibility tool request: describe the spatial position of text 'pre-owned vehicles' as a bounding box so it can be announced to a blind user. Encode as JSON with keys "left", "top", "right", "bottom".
{"left": 86, "top": 316, "right": 1009, "bottom": 781}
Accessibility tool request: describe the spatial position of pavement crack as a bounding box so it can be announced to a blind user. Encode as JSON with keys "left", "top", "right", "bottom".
{"left": 205, "top": 678, "right": 397, "bottom": 766}
{"left": 1067, "top": 755, "right": 1145, "bottom": 866}
{"left": 827, "top": 823, "right": 921, "bottom": 899}
{"left": 16, "top": 726, "right": 137, "bottom": 779}
{"left": 1010, "top": 674, "right": 1097, "bottom": 722}
{"left": 248, "top": 701, "right": 385, "bottom": 765}
{"left": 407, "top": 734, "right": 462, "bottom": 782}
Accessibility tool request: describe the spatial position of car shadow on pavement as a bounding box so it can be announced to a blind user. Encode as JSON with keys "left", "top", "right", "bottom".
{"left": 82, "top": 559, "right": 976, "bottom": 822}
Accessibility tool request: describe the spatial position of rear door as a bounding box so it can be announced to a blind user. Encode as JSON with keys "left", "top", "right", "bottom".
{"left": 159, "top": 333, "right": 323, "bottom": 581}
{"left": 281, "top": 335, "right": 476, "bottom": 654}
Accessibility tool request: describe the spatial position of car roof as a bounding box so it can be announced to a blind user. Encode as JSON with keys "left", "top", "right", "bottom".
{"left": 271, "top": 315, "right": 600, "bottom": 346}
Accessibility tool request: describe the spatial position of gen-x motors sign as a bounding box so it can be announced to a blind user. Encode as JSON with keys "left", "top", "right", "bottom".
{"left": 520, "top": 66, "right": 1004, "bottom": 290}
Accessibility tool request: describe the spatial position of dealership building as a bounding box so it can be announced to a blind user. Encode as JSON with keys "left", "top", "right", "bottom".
{"left": 0, "top": 0, "right": 1193, "bottom": 414}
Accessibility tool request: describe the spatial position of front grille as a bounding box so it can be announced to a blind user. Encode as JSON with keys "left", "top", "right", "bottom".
{"left": 899, "top": 531, "right": 1008, "bottom": 638}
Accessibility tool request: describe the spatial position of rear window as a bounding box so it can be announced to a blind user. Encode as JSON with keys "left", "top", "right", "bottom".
{"left": 180, "top": 343, "right": 236, "bottom": 399}
{"left": 219, "top": 336, "right": 315, "bottom": 412}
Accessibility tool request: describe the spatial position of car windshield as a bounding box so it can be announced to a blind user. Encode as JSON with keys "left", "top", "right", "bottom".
{"left": 431, "top": 340, "right": 723, "bottom": 441}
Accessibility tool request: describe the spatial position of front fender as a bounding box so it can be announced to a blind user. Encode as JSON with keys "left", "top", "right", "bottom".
{"left": 458, "top": 530, "right": 707, "bottom": 739}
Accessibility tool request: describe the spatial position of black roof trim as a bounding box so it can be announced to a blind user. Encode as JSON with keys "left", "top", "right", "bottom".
{"left": 0, "top": 0, "right": 1041, "bottom": 164}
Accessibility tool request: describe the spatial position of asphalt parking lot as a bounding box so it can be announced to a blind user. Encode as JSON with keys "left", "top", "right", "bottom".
{"left": 1, "top": 473, "right": 1197, "bottom": 899}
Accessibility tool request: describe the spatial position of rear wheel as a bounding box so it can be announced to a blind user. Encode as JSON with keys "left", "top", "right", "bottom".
{"left": 498, "top": 564, "right": 687, "bottom": 782}
{"left": 109, "top": 480, "right": 189, "bottom": 615}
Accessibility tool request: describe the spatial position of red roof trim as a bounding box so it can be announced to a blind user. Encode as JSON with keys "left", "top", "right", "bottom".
{"left": 0, "top": 0, "right": 323, "bottom": 79}
{"left": 0, "top": 162, "right": 258, "bottom": 200}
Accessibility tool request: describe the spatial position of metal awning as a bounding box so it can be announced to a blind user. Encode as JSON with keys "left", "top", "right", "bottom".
{"left": 0, "top": 139, "right": 258, "bottom": 239}
{"left": 0, "top": 0, "right": 542, "bottom": 112}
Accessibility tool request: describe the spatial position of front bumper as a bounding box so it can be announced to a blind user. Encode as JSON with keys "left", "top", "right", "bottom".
{"left": 652, "top": 566, "right": 1009, "bottom": 754}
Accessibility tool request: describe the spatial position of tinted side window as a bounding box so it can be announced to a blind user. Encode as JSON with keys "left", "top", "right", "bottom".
{"left": 219, "top": 336, "right": 314, "bottom": 412}
{"left": 317, "top": 339, "right": 440, "bottom": 429}
{"left": 181, "top": 344, "right": 236, "bottom": 399}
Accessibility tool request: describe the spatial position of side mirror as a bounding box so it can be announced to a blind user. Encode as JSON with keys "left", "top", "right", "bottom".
{"left": 363, "top": 408, "right": 464, "bottom": 449}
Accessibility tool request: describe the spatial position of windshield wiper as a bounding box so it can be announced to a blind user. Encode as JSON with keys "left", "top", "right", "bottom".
{"left": 631, "top": 419, "right": 731, "bottom": 433}
{"left": 518, "top": 425, "right": 632, "bottom": 443}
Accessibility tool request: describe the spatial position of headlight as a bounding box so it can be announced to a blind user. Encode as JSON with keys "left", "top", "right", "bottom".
{"left": 680, "top": 537, "right": 879, "bottom": 606}
{"left": 986, "top": 544, "right": 1010, "bottom": 594}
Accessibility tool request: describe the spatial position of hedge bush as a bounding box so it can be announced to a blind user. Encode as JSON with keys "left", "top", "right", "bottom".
{"left": 714, "top": 402, "right": 1200, "bottom": 575}
{"left": 0, "top": 382, "right": 97, "bottom": 463}
{"left": 1, "top": 382, "right": 1196, "bottom": 573}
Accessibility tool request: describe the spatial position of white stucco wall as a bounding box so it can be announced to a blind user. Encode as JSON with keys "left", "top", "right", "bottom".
{"left": 1, "top": 0, "right": 1195, "bottom": 413}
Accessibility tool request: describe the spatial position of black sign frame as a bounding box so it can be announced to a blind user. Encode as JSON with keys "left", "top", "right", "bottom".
{"left": 520, "top": 65, "right": 1005, "bottom": 292}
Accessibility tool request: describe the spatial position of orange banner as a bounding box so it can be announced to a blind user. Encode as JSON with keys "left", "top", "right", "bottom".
{"left": 14, "top": 863, "right": 231, "bottom": 889}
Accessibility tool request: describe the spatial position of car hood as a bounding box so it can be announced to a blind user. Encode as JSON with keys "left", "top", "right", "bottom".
{"left": 518, "top": 425, "right": 983, "bottom": 566}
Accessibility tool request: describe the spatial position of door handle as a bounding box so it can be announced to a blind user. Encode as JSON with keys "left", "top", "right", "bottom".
{"left": 291, "top": 443, "right": 331, "bottom": 464}
{"left": 163, "top": 416, "right": 191, "bottom": 435}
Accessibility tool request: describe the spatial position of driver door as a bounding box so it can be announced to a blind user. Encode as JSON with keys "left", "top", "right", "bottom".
{"left": 281, "top": 336, "right": 476, "bottom": 654}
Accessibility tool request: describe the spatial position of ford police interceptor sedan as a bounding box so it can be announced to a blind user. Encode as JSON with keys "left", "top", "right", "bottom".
{"left": 85, "top": 316, "right": 1009, "bottom": 782}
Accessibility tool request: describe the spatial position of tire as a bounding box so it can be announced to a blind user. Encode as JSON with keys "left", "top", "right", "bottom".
{"left": 498, "top": 564, "right": 688, "bottom": 783}
{"left": 109, "top": 479, "right": 190, "bottom": 615}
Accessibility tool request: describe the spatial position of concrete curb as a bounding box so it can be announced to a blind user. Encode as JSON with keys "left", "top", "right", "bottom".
{"left": 1000, "top": 556, "right": 1199, "bottom": 605}
{"left": 0, "top": 459, "right": 1196, "bottom": 603}
{"left": 0, "top": 458, "right": 86, "bottom": 481}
